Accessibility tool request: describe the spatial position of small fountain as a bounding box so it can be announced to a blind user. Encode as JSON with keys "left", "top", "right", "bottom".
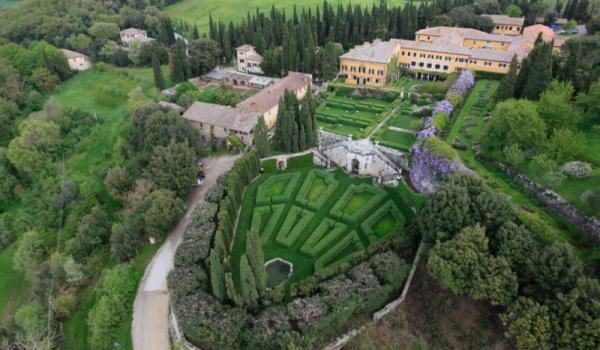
{"left": 264, "top": 258, "right": 293, "bottom": 289}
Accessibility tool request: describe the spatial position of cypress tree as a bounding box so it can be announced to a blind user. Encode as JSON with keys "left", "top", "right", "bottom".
{"left": 192, "top": 25, "right": 199, "bottom": 40}
{"left": 209, "top": 249, "right": 225, "bottom": 301}
{"left": 151, "top": 54, "right": 165, "bottom": 90}
{"left": 240, "top": 254, "right": 259, "bottom": 308}
{"left": 245, "top": 230, "right": 267, "bottom": 294}
{"left": 170, "top": 39, "right": 190, "bottom": 83}
{"left": 254, "top": 116, "right": 271, "bottom": 157}
{"left": 521, "top": 41, "right": 553, "bottom": 100}
{"left": 494, "top": 55, "right": 518, "bottom": 102}
{"left": 291, "top": 116, "right": 299, "bottom": 152}
{"left": 225, "top": 272, "right": 241, "bottom": 305}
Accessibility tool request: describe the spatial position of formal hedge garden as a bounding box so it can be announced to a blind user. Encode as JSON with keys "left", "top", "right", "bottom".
{"left": 169, "top": 156, "right": 422, "bottom": 349}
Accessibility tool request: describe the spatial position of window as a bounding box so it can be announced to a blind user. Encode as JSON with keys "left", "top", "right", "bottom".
{"left": 443, "top": 65, "right": 449, "bottom": 70}
{"left": 413, "top": 52, "right": 417, "bottom": 57}
{"left": 445, "top": 56, "right": 451, "bottom": 61}
{"left": 435, "top": 64, "right": 440, "bottom": 69}
{"left": 426, "top": 63, "right": 432, "bottom": 68}
{"left": 419, "top": 62, "right": 424, "bottom": 67}
{"left": 368, "top": 68, "right": 374, "bottom": 74}
{"left": 499, "top": 63, "right": 507, "bottom": 68}
{"left": 401, "top": 51, "right": 405, "bottom": 56}
{"left": 427, "top": 54, "right": 433, "bottom": 59}
{"left": 351, "top": 66, "right": 356, "bottom": 72}
{"left": 375, "top": 79, "right": 380, "bottom": 83}
{"left": 420, "top": 53, "right": 425, "bottom": 58}
{"left": 436, "top": 55, "right": 442, "bottom": 60}
{"left": 484, "top": 61, "right": 492, "bottom": 66}
{"left": 509, "top": 26, "right": 513, "bottom": 30}
{"left": 367, "top": 78, "right": 371, "bottom": 82}
{"left": 411, "top": 61, "right": 416, "bottom": 66}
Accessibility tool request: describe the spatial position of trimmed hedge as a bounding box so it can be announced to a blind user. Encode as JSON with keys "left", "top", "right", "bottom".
{"left": 330, "top": 184, "right": 387, "bottom": 222}
{"left": 314, "top": 231, "right": 364, "bottom": 270}
{"left": 300, "top": 218, "right": 348, "bottom": 257}
{"left": 250, "top": 204, "right": 286, "bottom": 244}
{"left": 295, "top": 169, "right": 340, "bottom": 210}
{"left": 255, "top": 172, "right": 302, "bottom": 205}
{"left": 361, "top": 201, "right": 406, "bottom": 242}
{"left": 286, "top": 153, "right": 314, "bottom": 170}
{"left": 262, "top": 159, "right": 277, "bottom": 173}
{"left": 275, "top": 206, "right": 315, "bottom": 247}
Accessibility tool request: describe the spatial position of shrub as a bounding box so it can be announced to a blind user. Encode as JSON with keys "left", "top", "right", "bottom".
{"left": 431, "top": 112, "right": 449, "bottom": 131}
{"left": 446, "top": 93, "right": 463, "bottom": 107}
{"left": 300, "top": 219, "right": 347, "bottom": 257}
{"left": 295, "top": 169, "right": 340, "bottom": 210}
{"left": 410, "top": 119, "right": 424, "bottom": 131}
{"left": 251, "top": 204, "right": 285, "bottom": 244}
{"left": 286, "top": 153, "right": 314, "bottom": 169}
{"left": 262, "top": 159, "right": 277, "bottom": 173}
{"left": 369, "top": 251, "right": 409, "bottom": 287}
{"left": 227, "top": 134, "right": 244, "bottom": 152}
{"left": 275, "top": 206, "right": 315, "bottom": 247}
{"left": 255, "top": 172, "right": 302, "bottom": 205}
{"left": 314, "top": 231, "right": 364, "bottom": 270}
{"left": 560, "top": 161, "right": 592, "bottom": 179}
{"left": 175, "top": 82, "right": 198, "bottom": 99}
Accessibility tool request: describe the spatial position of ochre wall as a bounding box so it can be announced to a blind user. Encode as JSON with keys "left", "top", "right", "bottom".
{"left": 491, "top": 25, "right": 522, "bottom": 36}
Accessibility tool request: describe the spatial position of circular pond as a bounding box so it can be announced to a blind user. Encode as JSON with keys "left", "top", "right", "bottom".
{"left": 265, "top": 258, "right": 293, "bottom": 289}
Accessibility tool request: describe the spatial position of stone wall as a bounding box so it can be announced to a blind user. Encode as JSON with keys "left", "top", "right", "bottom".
{"left": 491, "top": 160, "right": 600, "bottom": 243}
{"left": 318, "top": 129, "right": 348, "bottom": 148}
{"left": 375, "top": 143, "right": 409, "bottom": 170}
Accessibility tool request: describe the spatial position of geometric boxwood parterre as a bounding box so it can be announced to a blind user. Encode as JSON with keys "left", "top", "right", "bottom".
{"left": 274, "top": 205, "right": 315, "bottom": 248}
{"left": 360, "top": 201, "right": 406, "bottom": 243}
{"left": 329, "top": 183, "right": 387, "bottom": 222}
{"left": 250, "top": 204, "right": 286, "bottom": 244}
{"left": 256, "top": 171, "right": 302, "bottom": 205}
{"left": 314, "top": 230, "right": 364, "bottom": 270}
{"left": 295, "top": 169, "right": 339, "bottom": 211}
{"left": 300, "top": 218, "right": 347, "bottom": 257}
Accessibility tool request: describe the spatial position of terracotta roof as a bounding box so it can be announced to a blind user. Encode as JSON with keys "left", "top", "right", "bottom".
{"left": 470, "top": 48, "right": 514, "bottom": 62}
{"left": 482, "top": 14, "right": 525, "bottom": 26}
{"left": 396, "top": 39, "right": 471, "bottom": 56}
{"left": 237, "top": 44, "right": 255, "bottom": 52}
{"left": 245, "top": 53, "right": 263, "bottom": 61}
{"left": 463, "top": 30, "right": 519, "bottom": 43}
{"left": 523, "top": 24, "right": 555, "bottom": 42}
{"left": 340, "top": 39, "right": 399, "bottom": 64}
{"left": 183, "top": 102, "right": 258, "bottom": 133}
{"left": 237, "top": 71, "right": 311, "bottom": 114}
{"left": 59, "top": 49, "right": 87, "bottom": 59}
{"left": 416, "top": 27, "right": 517, "bottom": 46}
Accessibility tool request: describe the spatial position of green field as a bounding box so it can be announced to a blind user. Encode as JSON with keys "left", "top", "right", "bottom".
{"left": 163, "top": 0, "right": 413, "bottom": 33}
{"left": 0, "top": 64, "right": 165, "bottom": 349}
{"left": 229, "top": 167, "right": 418, "bottom": 288}
{"left": 316, "top": 93, "right": 392, "bottom": 138}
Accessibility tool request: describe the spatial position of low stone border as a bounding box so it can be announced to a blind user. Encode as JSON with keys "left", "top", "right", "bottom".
{"left": 264, "top": 257, "right": 294, "bottom": 289}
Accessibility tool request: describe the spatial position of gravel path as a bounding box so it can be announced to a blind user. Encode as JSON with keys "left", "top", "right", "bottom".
{"left": 132, "top": 155, "right": 239, "bottom": 350}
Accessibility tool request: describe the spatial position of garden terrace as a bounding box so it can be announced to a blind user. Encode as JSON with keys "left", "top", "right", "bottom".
{"left": 229, "top": 166, "right": 417, "bottom": 287}
{"left": 316, "top": 90, "right": 394, "bottom": 139}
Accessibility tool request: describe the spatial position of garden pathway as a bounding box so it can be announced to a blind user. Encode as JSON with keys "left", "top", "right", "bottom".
{"left": 367, "top": 103, "right": 402, "bottom": 140}
{"left": 132, "top": 154, "right": 240, "bottom": 350}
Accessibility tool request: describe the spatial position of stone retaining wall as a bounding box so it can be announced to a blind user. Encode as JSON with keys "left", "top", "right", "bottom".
{"left": 489, "top": 159, "right": 600, "bottom": 243}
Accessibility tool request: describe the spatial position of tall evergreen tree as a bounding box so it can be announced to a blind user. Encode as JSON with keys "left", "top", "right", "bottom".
{"left": 209, "top": 249, "right": 225, "bottom": 302}
{"left": 170, "top": 38, "right": 191, "bottom": 83}
{"left": 245, "top": 230, "right": 266, "bottom": 294}
{"left": 151, "top": 54, "right": 165, "bottom": 90}
{"left": 495, "top": 55, "right": 518, "bottom": 102}
{"left": 521, "top": 40, "right": 553, "bottom": 100}
{"left": 240, "top": 254, "right": 259, "bottom": 308}
{"left": 191, "top": 25, "right": 199, "bottom": 40}
{"left": 225, "top": 272, "right": 241, "bottom": 305}
{"left": 254, "top": 116, "right": 271, "bottom": 157}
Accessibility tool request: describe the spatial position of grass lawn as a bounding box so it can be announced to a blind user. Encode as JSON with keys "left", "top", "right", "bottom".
{"left": 0, "top": 65, "right": 162, "bottom": 349}
{"left": 373, "top": 214, "right": 397, "bottom": 236}
{"left": 388, "top": 111, "right": 418, "bottom": 129}
{"left": 373, "top": 128, "right": 416, "bottom": 151}
{"left": 229, "top": 167, "right": 418, "bottom": 290}
{"left": 316, "top": 93, "right": 393, "bottom": 139}
{"left": 163, "top": 0, "right": 415, "bottom": 33}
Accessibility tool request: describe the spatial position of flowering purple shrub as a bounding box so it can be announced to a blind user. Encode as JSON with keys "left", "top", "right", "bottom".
{"left": 433, "top": 100, "right": 453, "bottom": 115}
{"left": 448, "top": 70, "right": 475, "bottom": 96}
{"left": 410, "top": 137, "right": 470, "bottom": 193}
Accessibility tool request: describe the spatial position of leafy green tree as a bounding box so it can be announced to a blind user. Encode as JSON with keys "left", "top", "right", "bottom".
{"left": 14, "top": 230, "right": 46, "bottom": 282}
{"left": 483, "top": 99, "right": 546, "bottom": 154}
{"left": 7, "top": 118, "right": 60, "bottom": 177}
{"left": 110, "top": 219, "right": 142, "bottom": 262}
{"left": 14, "top": 301, "right": 50, "bottom": 349}
{"left": 245, "top": 230, "right": 267, "bottom": 294}
{"left": 104, "top": 166, "right": 132, "bottom": 200}
{"left": 0, "top": 59, "right": 23, "bottom": 103}
{"left": 504, "top": 4, "right": 523, "bottom": 17}
{"left": 502, "top": 144, "right": 525, "bottom": 167}
{"left": 89, "top": 22, "right": 120, "bottom": 41}
{"left": 189, "top": 38, "right": 221, "bottom": 76}
{"left": 240, "top": 254, "right": 259, "bottom": 308}
{"left": 260, "top": 48, "right": 282, "bottom": 77}
{"left": 494, "top": 56, "right": 518, "bottom": 101}
{"left": 321, "top": 41, "right": 343, "bottom": 81}
{"left": 225, "top": 272, "right": 241, "bottom": 306}
{"left": 538, "top": 80, "right": 580, "bottom": 132}
{"left": 501, "top": 297, "right": 552, "bottom": 350}
{"left": 254, "top": 116, "right": 271, "bottom": 157}
{"left": 576, "top": 78, "right": 600, "bottom": 120}
{"left": 209, "top": 249, "right": 225, "bottom": 302}
{"left": 148, "top": 139, "right": 197, "bottom": 197}
{"left": 77, "top": 206, "right": 111, "bottom": 248}
{"left": 144, "top": 189, "right": 184, "bottom": 239}
{"left": 427, "top": 225, "right": 518, "bottom": 306}
{"left": 30, "top": 68, "right": 59, "bottom": 92}
{"left": 546, "top": 127, "right": 585, "bottom": 163}
{"left": 0, "top": 97, "right": 18, "bottom": 144}
{"left": 152, "top": 54, "right": 165, "bottom": 90}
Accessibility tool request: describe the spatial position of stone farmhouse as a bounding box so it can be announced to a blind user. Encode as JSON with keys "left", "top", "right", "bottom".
{"left": 236, "top": 44, "right": 263, "bottom": 74}
{"left": 183, "top": 71, "right": 311, "bottom": 145}
{"left": 339, "top": 24, "right": 558, "bottom": 86}
{"left": 482, "top": 14, "right": 525, "bottom": 35}
{"left": 59, "top": 49, "right": 92, "bottom": 71}
{"left": 120, "top": 28, "right": 155, "bottom": 46}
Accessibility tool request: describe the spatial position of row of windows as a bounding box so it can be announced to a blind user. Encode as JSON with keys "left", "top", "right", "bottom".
{"left": 341, "top": 65, "right": 384, "bottom": 75}
{"left": 403, "top": 59, "right": 508, "bottom": 69}
{"left": 495, "top": 25, "right": 520, "bottom": 31}
{"left": 351, "top": 76, "right": 381, "bottom": 84}
{"left": 401, "top": 51, "right": 470, "bottom": 63}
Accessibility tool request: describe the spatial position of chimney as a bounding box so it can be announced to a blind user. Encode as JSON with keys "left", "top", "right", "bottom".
{"left": 250, "top": 102, "right": 257, "bottom": 112}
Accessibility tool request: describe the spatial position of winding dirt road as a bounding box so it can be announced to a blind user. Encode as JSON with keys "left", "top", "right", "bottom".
{"left": 132, "top": 155, "right": 239, "bottom": 350}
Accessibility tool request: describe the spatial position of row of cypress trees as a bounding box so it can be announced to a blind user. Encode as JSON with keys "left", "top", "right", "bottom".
{"left": 274, "top": 86, "right": 319, "bottom": 153}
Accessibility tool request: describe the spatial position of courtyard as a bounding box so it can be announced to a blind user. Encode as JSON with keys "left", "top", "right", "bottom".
{"left": 229, "top": 165, "right": 418, "bottom": 288}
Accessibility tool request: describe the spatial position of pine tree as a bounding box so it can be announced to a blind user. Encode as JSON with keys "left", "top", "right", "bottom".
{"left": 209, "top": 249, "right": 225, "bottom": 301}
{"left": 240, "top": 254, "right": 259, "bottom": 308}
{"left": 151, "top": 54, "right": 165, "bottom": 90}
{"left": 254, "top": 116, "right": 271, "bottom": 157}
{"left": 494, "top": 55, "right": 518, "bottom": 102}
{"left": 225, "top": 272, "right": 241, "bottom": 305}
{"left": 245, "top": 230, "right": 267, "bottom": 294}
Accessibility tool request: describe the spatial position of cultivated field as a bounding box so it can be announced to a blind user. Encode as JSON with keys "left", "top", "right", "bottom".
{"left": 229, "top": 164, "right": 418, "bottom": 287}
{"left": 163, "top": 0, "right": 413, "bottom": 33}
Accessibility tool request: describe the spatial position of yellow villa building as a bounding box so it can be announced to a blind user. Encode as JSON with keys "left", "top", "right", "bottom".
{"left": 482, "top": 14, "right": 525, "bottom": 35}
{"left": 339, "top": 24, "right": 557, "bottom": 86}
